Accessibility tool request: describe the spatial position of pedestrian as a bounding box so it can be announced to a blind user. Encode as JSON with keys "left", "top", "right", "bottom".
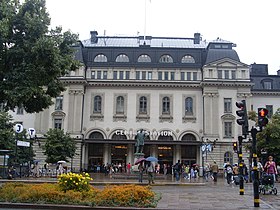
{"left": 251, "top": 158, "right": 264, "bottom": 181}
{"left": 127, "top": 162, "right": 131, "bottom": 174}
{"left": 204, "top": 163, "right": 211, "bottom": 181}
{"left": 211, "top": 161, "right": 219, "bottom": 182}
{"left": 224, "top": 162, "right": 233, "bottom": 184}
{"left": 173, "top": 160, "right": 182, "bottom": 182}
{"left": 147, "top": 162, "right": 155, "bottom": 184}
{"left": 264, "top": 155, "right": 278, "bottom": 182}
{"left": 163, "top": 163, "right": 168, "bottom": 176}
{"left": 233, "top": 163, "right": 239, "bottom": 175}
{"left": 138, "top": 162, "right": 145, "bottom": 183}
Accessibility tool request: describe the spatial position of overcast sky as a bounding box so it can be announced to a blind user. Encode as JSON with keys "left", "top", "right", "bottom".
{"left": 45, "top": 0, "right": 280, "bottom": 74}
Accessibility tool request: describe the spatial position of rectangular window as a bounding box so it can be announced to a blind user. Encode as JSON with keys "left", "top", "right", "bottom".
{"left": 164, "top": 72, "right": 168, "bottom": 80}
{"left": 119, "top": 71, "right": 124, "bottom": 80}
{"left": 241, "top": 70, "right": 246, "bottom": 79}
{"left": 193, "top": 72, "right": 197, "bottom": 81}
{"left": 218, "top": 70, "right": 223, "bottom": 79}
{"left": 148, "top": 71, "right": 152, "bottom": 80}
{"left": 186, "top": 72, "right": 191, "bottom": 80}
{"left": 97, "top": 71, "right": 101, "bottom": 79}
{"left": 55, "top": 96, "right": 63, "bottom": 110}
{"left": 103, "top": 71, "right": 107, "bottom": 79}
{"left": 224, "top": 122, "right": 232, "bottom": 137}
{"left": 231, "top": 71, "right": 236, "bottom": 79}
{"left": 158, "top": 72, "right": 162, "bottom": 80}
{"left": 113, "top": 71, "right": 118, "bottom": 79}
{"left": 266, "top": 105, "right": 273, "bottom": 118}
{"left": 125, "top": 71, "right": 130, "bottom": 80}
{"left": 142, "top": 71, "right": 146, "bottom": 80}
{"left": 54, "top": 119, "right": 62, "bottom": 129}
{"left": 209, "top": 69, "right": 213, "bottom": 78}
{"left": 170, "top": 72, "right": 175, "bottom": 80}
{"left": 91, "top": 71, "right": 95, "bottom": 79}
{"left": 224, "top": 98, "right": 232, "bottom": 113}
{"left": 136, "top": 71, "right": 140, "bottom": 80}
{"left": 224, "top": 70, "right": 229, "bottom": 79}
{"left": 181, "top": 72, "right": 185, "bottom": 80}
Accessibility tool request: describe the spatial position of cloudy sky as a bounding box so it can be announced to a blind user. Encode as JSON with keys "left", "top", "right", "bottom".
{"left": 45, "top": 0, "right": 280, "bottom": 74}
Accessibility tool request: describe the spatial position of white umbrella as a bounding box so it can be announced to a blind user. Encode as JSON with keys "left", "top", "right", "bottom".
{"left": 57, "top": 160, "right": 66, "bottom": 164}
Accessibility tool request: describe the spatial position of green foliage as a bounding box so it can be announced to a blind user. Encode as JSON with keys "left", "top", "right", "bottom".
{"left": 0, "top": 111, "right": 14, "bottom": 150}
{"left": 257, "top": 108, "right": 280, "bottom": 163}
{"left": 43, "top": 129, "right": 76, "bottom": 164}
{"left": 58, "top": 172, "right": 92, "bottom": 192}
{"left": 0, "top": 0, "right": 79, "bottom": 113}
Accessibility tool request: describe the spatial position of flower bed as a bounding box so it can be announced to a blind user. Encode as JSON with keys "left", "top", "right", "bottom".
{"left": 0, "top": 182, "right": 159, "bottom": 208}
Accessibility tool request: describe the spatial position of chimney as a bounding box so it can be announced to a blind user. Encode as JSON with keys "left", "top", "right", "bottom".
{"left": 194, "top": 33, "right": 201, "bottom": 44}
{"left": 277, "top": 69, "right": 280, "bottom": 76}
{"left": 90, "top": 31, "right": 98, "bottom": 44}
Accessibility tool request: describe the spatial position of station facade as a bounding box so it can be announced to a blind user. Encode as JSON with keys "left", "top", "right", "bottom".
{"left": 11, "top": 31, "right": 280, "bottom": 171}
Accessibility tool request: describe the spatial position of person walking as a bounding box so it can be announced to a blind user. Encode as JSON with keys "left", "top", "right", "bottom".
{"left": 264, "top": 155, "right": 278, "bottom": 182}
{"left": 173, "top": 160, "right": 182, "bottom": 182}
{"left": 147, "top": 162, "right": 155, "bottom": 184}
{"left": 138, "top": 162, "right": 145, "bottom": 183}
{"left": 224, "top": 162, "right": 233, "bottom": 184}
{"left": 211, "top": 161, "right": 219, "bottom": 182}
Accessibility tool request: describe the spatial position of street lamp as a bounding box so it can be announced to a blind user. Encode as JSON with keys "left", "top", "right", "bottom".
{"left": 201, "top": 138, "right": 217, "bottom": 177}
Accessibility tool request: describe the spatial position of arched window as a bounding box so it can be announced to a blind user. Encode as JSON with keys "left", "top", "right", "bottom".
{"left": 181, "top": 133, "right": 196, "bottom": 141}
{"left": 89, "top": 131, "right": 104, "bottom": 139}
{"left": 224, "top": 151, "right": 233, "bottom": 165}
{"left": 159, "top": 55, "right": 173, "bottom": 63}
{"left": 181, "top": 55, "right": 195, "bottom": 63}
{"left": 116, "top": 54, "right": 129, "bottom": 62}
{"left": 137, "top": 54, "right": 151, "bottom": 62}
{"left": 162, "top": 97, "right": 170, "bottom": 114}
{"left": 111, "top": 133, "right": 127, "bottom": 140}
{"left": 93, "top": 95, "right": 102, "bottom": 113}
{"left": 116, "top": 96, "right": 124, "bottom": 114}
{"left": 94, "top": 54, "right": 107, "bottom": 62}
{"left": 185, "top": 97, "right": 193, "bottom": 115}
{"left": 139, "top": 96, "right": 147, "bottom": 114}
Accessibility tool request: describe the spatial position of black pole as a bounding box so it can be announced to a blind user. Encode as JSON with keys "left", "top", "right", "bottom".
{"left": 251, "top": 128, "right": 260, "bottom": 207}
{"left": 238, "top": 136, "right": 244, "bottom": 195}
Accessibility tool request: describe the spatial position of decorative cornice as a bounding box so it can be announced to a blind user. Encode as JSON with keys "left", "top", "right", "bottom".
{"left": 237, "top": 93, "right": 252, "bottom": 98}
{"left": 87, "top": 81, "right": 201, "bottom": 89}
{"left": 201, "top": 81, "right": 253, "bottom": 88}
{"left": 69, "top": 89, "right": 84, "bottom": 95}
{"left": 251, "top": 91, "right": 280, "bottom": 96}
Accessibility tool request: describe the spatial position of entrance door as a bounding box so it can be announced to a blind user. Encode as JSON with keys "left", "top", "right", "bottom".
{"left": 88, "top": 143, "right": 104, "bottom": 172}
{"left": 158, "top": 145, "right": 173, "bottom": 174}
{"left": 111, "top": 144, "right": 127, "bottom": 165}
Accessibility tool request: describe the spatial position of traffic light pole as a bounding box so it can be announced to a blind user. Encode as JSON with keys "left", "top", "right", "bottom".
{"left": 238, "top": 136, "right": 244, "bottom": 195}
{"left": 251, "top": 128, "right": 259, "bottom": 207}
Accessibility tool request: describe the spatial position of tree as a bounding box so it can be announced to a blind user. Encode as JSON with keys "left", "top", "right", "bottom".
{"left": 44, "top": 129, "right": 76, "bottom": 164}
{"left": 0, "top": 0, "right": 79, "bottom": 113}
{"left": 257, "top": 108, "right": 280, "bottom": 164}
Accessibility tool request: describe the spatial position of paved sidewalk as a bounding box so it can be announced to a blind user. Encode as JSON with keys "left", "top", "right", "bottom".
{"left": 0, "top": 173, "right": 279, "bottom": 209}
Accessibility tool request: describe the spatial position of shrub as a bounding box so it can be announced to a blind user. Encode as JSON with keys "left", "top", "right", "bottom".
{"left": 58, "top": 172, "right": 92, "bottom": 192}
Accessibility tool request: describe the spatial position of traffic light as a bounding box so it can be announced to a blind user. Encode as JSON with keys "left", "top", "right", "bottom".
{"left": 236, "top": 100, "right": 249, "bottom": 135}
{"left": 258, "top": 108, "right": 269, "bottom": 127}
{"left": 233, "top": 142, "right": 238, "bottom": 153}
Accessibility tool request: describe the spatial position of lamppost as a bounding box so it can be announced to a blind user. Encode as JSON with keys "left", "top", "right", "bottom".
{"left": 201, "top": 138, "right": 217, "bottom": 177}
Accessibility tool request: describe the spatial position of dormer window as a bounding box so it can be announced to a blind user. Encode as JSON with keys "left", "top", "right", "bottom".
{"left": 116, "top": 54, "right": 129, "bottom": 62}
{"left": 263, "top": 81, "right": 272, "bottom": 89}
{"left": 94, "top": 54, "right": 107, "bottom": 62}
{"left": 159, "top": 55, "right": 173, "bottom": 63}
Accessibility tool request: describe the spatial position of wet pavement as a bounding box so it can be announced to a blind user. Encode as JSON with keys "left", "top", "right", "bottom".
{"left": 0, "top": 173, "right": 280, "bottom": 209}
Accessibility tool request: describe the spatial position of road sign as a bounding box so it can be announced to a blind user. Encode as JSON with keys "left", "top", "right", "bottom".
{"left": 28, "top": 128, "right": 36, "bottom": 138}
{"left": 17, "top": 140, "right": 30, "bottom": 147}
{"left": 14, "top": 124, "right": 24, "bottom": 133}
